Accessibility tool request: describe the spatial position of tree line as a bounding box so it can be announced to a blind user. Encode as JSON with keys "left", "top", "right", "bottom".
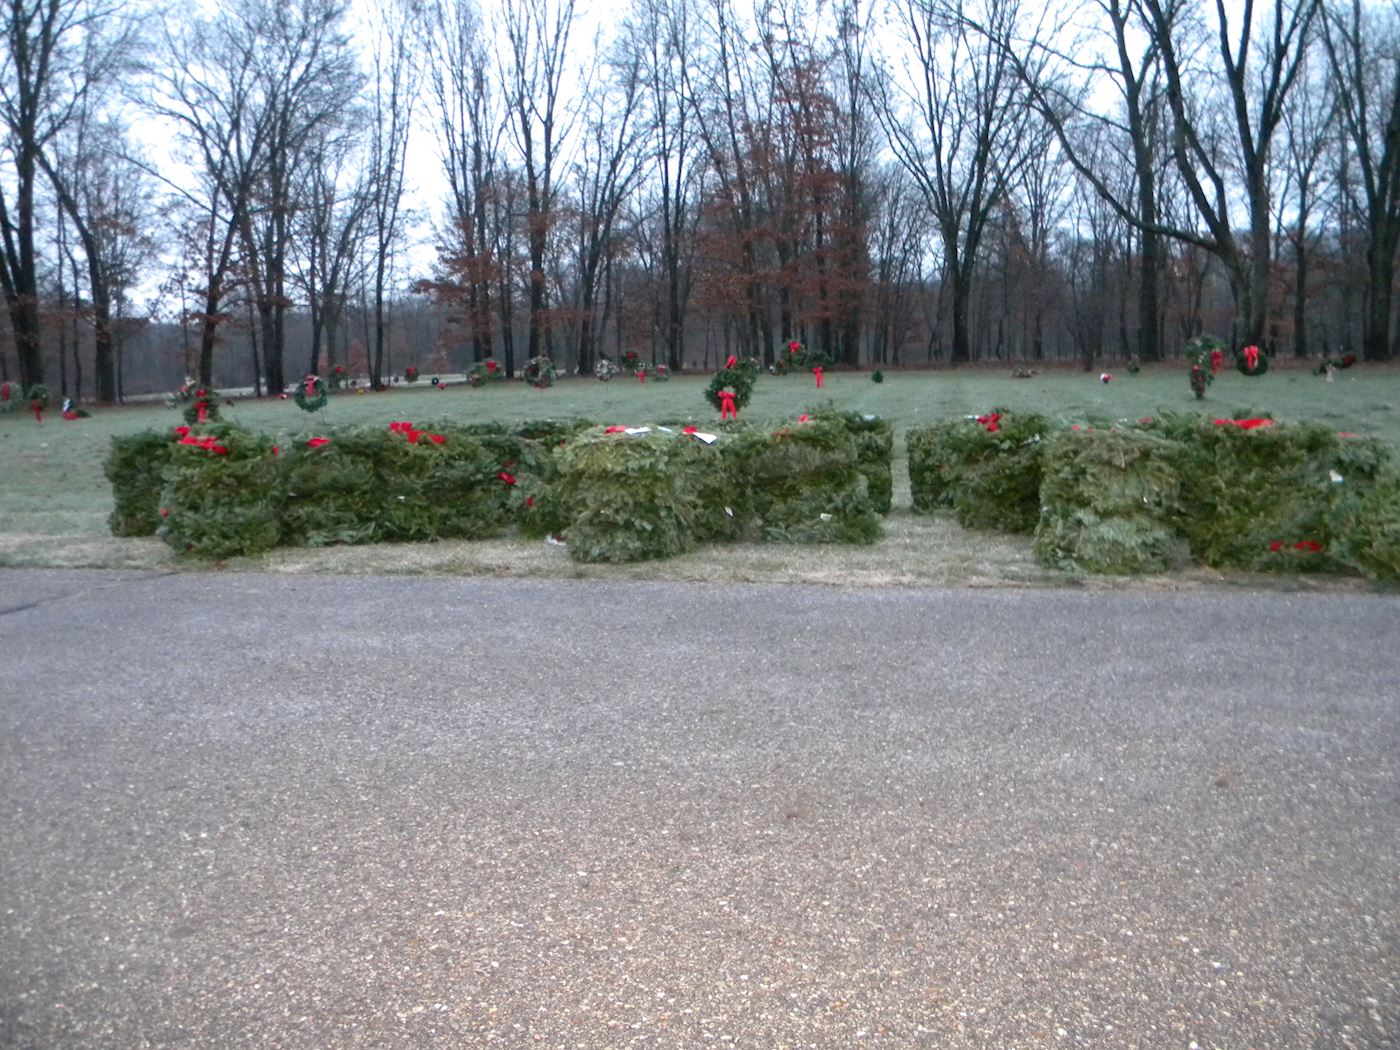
{"left": 3, "top": 0, "right": 1398, "bottom": 400}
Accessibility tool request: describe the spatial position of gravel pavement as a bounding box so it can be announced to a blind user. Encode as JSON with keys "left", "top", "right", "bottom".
{"left": 1, "top": 568, "right": 1398, "bottom": 1049}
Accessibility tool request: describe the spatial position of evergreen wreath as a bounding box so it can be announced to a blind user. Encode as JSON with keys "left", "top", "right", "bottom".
{"left": 1313, "top": 353, "right": 1357, "bottom": 376}
{"left": 467, "top": 358, "right": 503, "bottom": 387}
{"left": 523, "top": 356, "right": 557, "bottom": 389}
{"left": 294, "top": 374, "right": 329, "bottom": 412}
{"left": 1185, "top": 335, "right": 1224, "bottom": 399}
{"left": 1235, "top": 344, "right": 1269, "bottom": 377}
{"left": 404, "top": 365, "right": 419, "bottom": 382}
{"left": 181, "top": 386, "right": 221, "bottom": 424}
{"left": 704, "top": 355, "right": 758, "bottom": 413}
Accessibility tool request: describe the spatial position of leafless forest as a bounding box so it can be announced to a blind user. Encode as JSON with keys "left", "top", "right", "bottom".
{"left": 2, "top": 0, "right": 1397, "bottom": 399}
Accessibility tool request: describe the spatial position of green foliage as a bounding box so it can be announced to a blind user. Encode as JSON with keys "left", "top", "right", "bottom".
{"left": 723, "top": 417, "right": 881, "bottom": 544}
{"left": 1235, "top": 345, "right": 1269, "bottom": 377}
{"left": 281, "top": 428, "right": 393, "bottom": 546}
{"left": 523, "top": 356, "right": 557, "bottom": 388}
{"left": 159, "top": 424, "right": 284, "bottom": 559}
{"left": 1035, "top": 429, "right": 1191, "bottom": 574}
{"left": 104, "top": 429, "right": 176, "bottom": 536}
{"left": 555, "top": 427, "right": 729, "bottom": 562}
{"left": 509, "top": 417, "right": 591, "bottom": 443}
{"left": 294, "top": 375, "right": 328, "bottom": 412}
{"left": 404, "top": 366, "right": 419, "bottom": 382}
{"left": 907, "top": 412, "right": 1049, "bottom": 532}
{"left": 704, "top": 357, "right": 759, "bottom": 413}
{"left": 467, "top": 359, "right": 505, "bottom": 386}
{"left": 377, "top": 423, "right": 515, "bottom": 542}
{"left": 1169, "top": 419, "right": 1352, "bottom": 570}
{"left": 810, "top": 408, "right": 894, "bottom": 514}
{"left": 907, "top": 421, "right": 963, "bottom": 513}
{"left": 25, "top": 383, "right": 51, "bottom": 408}
{"left": 1329, "top": 468, "right": 1400, "bottom": 581}
{"left": 180, "top": 387, "right": 221, "bottom": 425}
{"left": 871, "top": 369, "right": 884, "bottom": 384}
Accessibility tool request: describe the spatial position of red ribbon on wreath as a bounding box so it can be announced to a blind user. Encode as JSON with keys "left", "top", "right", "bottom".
{"left": 196, "top": 401, "right": 208, "bottom": 423}
{"left": 1243, "top": 345, "right": 1259, "bottom": 370}
{"left": 637, "top": 369, "right": 646, "bottom": 383}
{"left": 1210, "top": 348, "right": 1224, "bottom": 373}
{"left": 813, "top": 366, "right": 824, "bottom": 388}
{"left": 305, "top": 377, "right": 317, "bottom": 398}
{"left": 718, "top": 389, "right": 738, "bottom": 420}
{"left": 725, "top": 355, "right": 737, "bottom": 369}
{"left": 32, "top": 401, "right": 42, "bottom": 422}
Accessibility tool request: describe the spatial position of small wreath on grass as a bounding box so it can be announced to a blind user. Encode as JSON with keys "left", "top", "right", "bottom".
{"left": 523, "top": 356, "right": 557, "bottom": 389}
{"left": 1313, "top": 353, "right": 1357, "bottom": 376}
{"left": 594, "top": 357, "right": 620, "bottom": 382}
{"left": 467, "top": 358, "right": 503, "bottom": 387}
{"left": 404, "top": 365, "right": 419, "bottom": 383}
{"left": 1235, "top": 344, "right": 1269, "bottom": 377}
{"left": 294, "top": 374, "right": 328, "bottom": 412}
{"left": 181, "top": 386, "right": 220, "bottom": 424}
{"left": 704, "top": 356, "right": 758, "bottom": 413}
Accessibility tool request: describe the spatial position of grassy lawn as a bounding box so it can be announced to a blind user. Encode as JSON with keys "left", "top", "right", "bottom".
{"left": 2, "top": 362, "right": 1396, "bottom": 590}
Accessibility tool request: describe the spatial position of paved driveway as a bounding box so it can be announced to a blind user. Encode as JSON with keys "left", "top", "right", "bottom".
{"left": 2, "top": 569, "right": 1397, "bottom": 1048}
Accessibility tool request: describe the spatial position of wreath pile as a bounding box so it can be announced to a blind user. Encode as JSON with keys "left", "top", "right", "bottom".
{"left": 294, "top": 374, "right": 328, "bottom": 412}
{"left": 523, "top": 356, "right": 557, "bottom": 389}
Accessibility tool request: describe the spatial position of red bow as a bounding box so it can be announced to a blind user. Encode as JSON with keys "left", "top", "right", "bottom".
{"left": 180, "top": 434, "right": 229, "bottom": 454}
{"left": 813, "top": 366, "right": 824, "bottom": 388}
{"left": 637, "top": 369, "right": 646, "bottom": 383}
{"left": 718, "top": 390, "right": 738, "bottom": 420}
{"left": 1210, "top": 348, "right": 1224, "bottom": 373}
{"left": 305, "top": 378, "right": 317, "bottom": 397}
{"left": 1212, "top": 418, "right": 1273, "bottom": 430}
{"left": 389, "top": 420, "right": 424, "bottom": 443}
{"left": 976, "top": 412, "right": 1002, "bottom": 433}
{"left": 32, "top": 402, "right": 42, "bottom": 422}
{"left": 604, "top": 425, "right": 628, "bottom": 433}
{"left": 1243, "top": 345, "right": 1259, "bottom": 369}
{"left": 486, "top": 360, "right": 497, "bottom": 372}
{"left": 308, "top": 437, "right": 332, "bottom": 449}
{"left": 498, "top": 472, "right": 516, "bottom": 485}
{"left": 683, "top": 425, "right": 698, "bottom": 434}
{"left": 725, "top": 355, "right": 737, "bottom": 369}
{"left": 196, "top": 402, "right": 208, "bottom": 423}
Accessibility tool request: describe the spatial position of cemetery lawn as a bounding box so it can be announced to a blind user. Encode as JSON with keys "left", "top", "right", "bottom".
{"left": 3, "top": 363, "right": 1397, "bottom": 590}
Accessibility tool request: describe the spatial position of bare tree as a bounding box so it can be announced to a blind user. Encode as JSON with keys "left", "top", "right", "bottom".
{"left": 362, "top": 0, "right": 418, "bottom": 388}
{"left": 0, "top": 0, "right": 130, "bottom": 391}
{"left": 566, "top": 31, "right": 645, "bottom": 373}
{"left": 1141, "top": 0, "right": 1320, "bottom": 349}
{"left": 875, "top": 0, "right": 1039, "bottom": 363}
{"left": 1322, "top": 0, "right": 1400, "bottom": 361}
{"left": 147, "top": 6, "right": 280, "bottom": 385}
{"left": 500, "top": 0, "right": 580, "bottom": 362}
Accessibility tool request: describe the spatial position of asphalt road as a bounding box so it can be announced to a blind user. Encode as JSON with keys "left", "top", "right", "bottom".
{"left": 2, "top": 569, "right": 1398, "bottom": 1049}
